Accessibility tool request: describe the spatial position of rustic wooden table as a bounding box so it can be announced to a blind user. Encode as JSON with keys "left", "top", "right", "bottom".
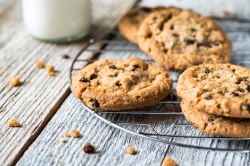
{"left": 0, "top": 0, "right": 250, "bottom": 166}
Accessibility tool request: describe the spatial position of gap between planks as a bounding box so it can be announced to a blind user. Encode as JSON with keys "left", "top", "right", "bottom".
{"left": 5, "top": 1, "right": 139, "bottom": 166}
{"left": 11, "top": 88, "right": 71, "bottom": 165}
{"left": 4, "top": 1, "right": 250, "bottom": 166}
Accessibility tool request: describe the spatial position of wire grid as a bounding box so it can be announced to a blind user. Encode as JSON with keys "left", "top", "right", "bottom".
{"left": 69, "top": 18, "right": 250, "bottom": 153}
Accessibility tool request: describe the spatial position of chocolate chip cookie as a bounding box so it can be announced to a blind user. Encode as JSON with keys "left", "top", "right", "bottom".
{"left": 181, "top": 101, "right": 250, "bottom": 138}
{"left": 72, "top": 57, "right": 173, "bottom": 111}
{"left": 137, "top": 9, "right": 232, "bottom": 71}
{"left": 118, "top": 6, "right": 165, "bottom": 44}
{"left": 177, "top": 64, "right": 250, "bottom": 118}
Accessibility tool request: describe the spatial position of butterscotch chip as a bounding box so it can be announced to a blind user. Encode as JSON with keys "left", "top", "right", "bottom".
{"left": 35, "top": 60, "right": 45, "bottom": 68}
{"left": 71, "top": 130, "right": 81, "bottom": 138}
{"left": 162, "top": 157, "right": 178, "bottom": 166}
{"left": 58, "top": 137, "right": 67, "bottom": 143}
{"left": 47, "top": 65, "right": 55, "bottom": 72}
{"left": 9, "top": 76, "right": 20, "bottom": 87}
{"left": 64, "top": 132, "right": 71, "bottom": 138}
{"left": 125, "top": 146, "right": 136, "bottom": 155}
{"left": 7, "top": 119, "right": 21, "bottom": 127}
{"left": 48, "top": 71, "right": 55, "bottom": 77}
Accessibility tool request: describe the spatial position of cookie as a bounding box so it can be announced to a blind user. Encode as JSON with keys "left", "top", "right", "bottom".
{"left": 72, "top": 57, "right": 173, "bottom": 111}
{"left": 177, "top": 64, "right": 250, "bottom": 118}
{"left": 118, "top": 6, "right": 165, "bottom": 44}
{"left": 181, "top": 100, "right": 250, "bottom": 138}
{"left": 137, "top": 9, "right": 232, "bottom": 71}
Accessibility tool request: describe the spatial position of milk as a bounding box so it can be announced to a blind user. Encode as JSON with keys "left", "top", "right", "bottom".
{"left": 22, "top": 0, "right": 92, "bottom": 42}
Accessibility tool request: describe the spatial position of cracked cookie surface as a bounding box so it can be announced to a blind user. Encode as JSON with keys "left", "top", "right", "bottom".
{"left": 72, "top": 57, "right": 173, "bottom": 111}
{"left": 181, "top": 101, "right": 250, "bottom": 138}
{"left": 118, "top": 6, "right": 165, "bottom": 44}
{"left": 138, "top": 8, "right": 232, "bottom": 71}
{"left": 177, "top": 64, "right": 250, "bottom": 118}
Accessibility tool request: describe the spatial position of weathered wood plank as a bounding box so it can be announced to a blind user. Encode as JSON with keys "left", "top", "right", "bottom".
{"left": 18, "top": 18, "right": 250, "bottom": 166}
{"left": 0, "top": 0, "right": 136, "bottom": 165}
{"left": 4, "top": 1, "right": 250, "bottom": 165}
{"left": 17, "top": 94, "right": 170, "bottom": 166}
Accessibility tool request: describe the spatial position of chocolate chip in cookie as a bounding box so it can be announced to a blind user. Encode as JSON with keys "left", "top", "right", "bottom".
{"left": 115, "top": 81, "right": 122, "bottom": 87}
{"left": 131, "top": 64, "right": 140, "bottom": 71}
{"left": 90, "top": 74, "right": 97, "bottom": 80}
{"left": 241, "top": 104, "right": 250, "bottom": 113}
{"left": 197, "top": 39, "right": 212, "bottom": 48}
{"left": 204, "top": 67, "right": 210, "bottom": 74}
{"left": 109, "top": 64, "right": 117, "bottom": 69}
{"left": 204, "top": 94, "right": 212, "bottom": 100}
{"left": 79, "top": 77, "right": 89, "bottom": 82}
{"left": 90, "top": 99, "right": 100, "bottom": 108}
{"left": 185, "top": 39, "right": 195, "bottom": 45}
{"left": 231, "top": 92, "right": 240, "bottom": 97}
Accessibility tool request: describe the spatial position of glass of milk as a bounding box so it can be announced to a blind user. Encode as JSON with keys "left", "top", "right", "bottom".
{"left": 22, "top": 0, "right": 92, "bottom": 42}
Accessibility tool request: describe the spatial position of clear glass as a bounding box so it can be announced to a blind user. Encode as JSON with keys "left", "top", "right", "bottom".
{"left": 22, "top": 0, "right": 92, "bottom": 42}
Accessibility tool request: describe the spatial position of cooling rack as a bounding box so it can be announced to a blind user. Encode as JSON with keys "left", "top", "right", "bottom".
{"left": 69, "top": 18, "right": 250, "bottom": 153}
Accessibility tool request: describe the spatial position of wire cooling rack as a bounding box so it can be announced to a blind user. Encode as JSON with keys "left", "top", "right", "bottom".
{"left": 69, "top": 18, "right": 250, "bottom": 153}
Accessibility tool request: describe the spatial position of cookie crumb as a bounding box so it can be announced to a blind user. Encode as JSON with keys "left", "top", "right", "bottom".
{"left": 47, "top": 65, "right": 55, "bottom": 72}
{"left": 48, "top": 71, "right": 55, "bottom": 77}
{"left": 8, "top": 119, "right": 21, "bottom": 127}
{"left": 71, "top": 130, "right": 81, "bottom": 138}
{"left": 162, "top": 157, "right": 178, "bottom": 166}
{"left": 62, "top": 54, "right": 70, "bottom": 59}
{"left": 125, "top": 146, "right": 136, "bottom": 155}
{"left": 131, "top": 64, "right": 140, "bottom": 71}
{"left": 83, "top": 143, "right": 96, "bottom": 154}
{"left": 35, "top": 60, "right": 45, "bottom": 68}
{"left": 9, "top": 76, "right": 20, "bottom": 87}
{"left": 64, "top": 132, "right": 71, "bottom": 138}
{"left": 58, "top": 137, "right": 67, "bottom": 143}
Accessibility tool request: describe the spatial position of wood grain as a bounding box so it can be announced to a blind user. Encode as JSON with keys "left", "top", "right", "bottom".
{"left": 17, "top": 95, "right": 170, "bottom": 166}
{"left": 1, "top": 0, "right": 250, "bottom": 165}
{"left": 18, "top": 18, "right": 250, "bottom": 166}
{"left": 0, "top": 0, "right": 136, "bottom": 165}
